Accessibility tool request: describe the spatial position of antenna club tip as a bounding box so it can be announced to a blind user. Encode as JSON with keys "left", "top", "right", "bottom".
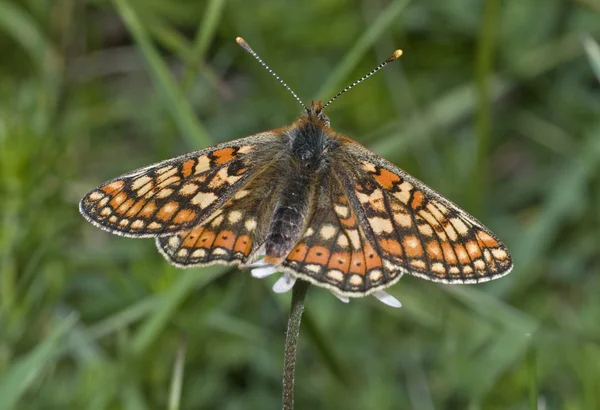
{"left": 236, "top": 36, "right": 253, "bottom": 53}
{"left": 391, "top": 49, "right": 403, "bottom": 60}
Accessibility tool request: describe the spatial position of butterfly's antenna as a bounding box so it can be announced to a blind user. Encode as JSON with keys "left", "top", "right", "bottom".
{"left": 236, "top": 37, "right": 308, "bottom": 112}
{"left": 323, "top": 49, "right": 403, "bottom": 110}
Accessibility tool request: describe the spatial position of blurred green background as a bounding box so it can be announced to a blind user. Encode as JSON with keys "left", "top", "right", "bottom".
{"left": 1, "top": 0, "right": 599, "bottom": 409}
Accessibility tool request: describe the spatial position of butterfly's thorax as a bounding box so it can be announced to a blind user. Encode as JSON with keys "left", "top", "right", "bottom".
{"left": 264, "top": 109, "right": 337, "bottom": 262}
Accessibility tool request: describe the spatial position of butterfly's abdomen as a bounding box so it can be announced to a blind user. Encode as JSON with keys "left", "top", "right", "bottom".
{"left": 265, "top": 173, "right": 312, "bottom": 261}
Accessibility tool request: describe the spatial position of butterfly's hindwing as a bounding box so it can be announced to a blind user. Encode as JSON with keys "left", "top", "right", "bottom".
{"left": 79, "top": 132, "right": 277, "bottom": 238}
{"left": 280, "top": 175, "right": 405, "bottom": 295}
{"left": 156, "top": 165, "right": 281, "bottom": 267}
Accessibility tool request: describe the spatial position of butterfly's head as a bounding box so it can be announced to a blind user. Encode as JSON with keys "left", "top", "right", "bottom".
{"left": 305, "top": 100, "right": 330, "bottom": 128}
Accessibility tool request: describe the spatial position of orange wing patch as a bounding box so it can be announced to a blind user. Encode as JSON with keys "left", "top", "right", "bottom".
{"left": 157, "top": 204, "right": 258, "bottom": 267}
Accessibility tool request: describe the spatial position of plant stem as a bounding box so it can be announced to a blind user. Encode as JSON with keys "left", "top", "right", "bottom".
{"left": 282, "top": 280, "right": 310, "bottom": 410}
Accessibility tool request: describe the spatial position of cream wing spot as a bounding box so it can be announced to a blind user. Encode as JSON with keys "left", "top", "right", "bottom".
{"left": 491, "top": 248, "right": 508, "bottom": 260}
{"left": 245, "top": 218, "right": 257, "bottom": 231}
{"left": 369, "top": 270, "right": 383, "bottom": 281}
{"left": 393, "top": 181, "right": 413, "bottom": 204}
{"left": 148, "top": 222, "right": 162, "bottom": 230}
{"left": 103, "top": 180, "right": 125, "bottom": 192}
{"left": 418, "top": 224, "right": 433, "bottom": 236}
{"left": 156, "top": 176, "right": 180, "bottom": 189}
{"left": 435, "top": 202, "right": 450, "bottom": 214}
{"left": 427, "top": 203, "right": 445, "bottom": 221}
{"left": 88, "top": 191, "right": 105, "bottom": 201}
{"left": 336, "top": 234, "right": 349, "bottom": 248}
{"left": 431, "top": 262, "right": 445, "bottom": 274}
{"left": 234, "top": 190, "right": 249, "bottom": 199}
{"left": 305, "top": 264, "right": 322, "bottom": 274}
{"left": 131, "top": 220, "right": 144, "bottom": 229}
{"left": 179, "top": 183, "right": 199, "bottom": 196}
{"left": 334, "top": 205, "right": 349, "bottom": 218}
{"left": 97, "top": 197, "right": 109, "bottom": 207}
{"left": 237, "top": 145, "right": 253, "bottom": 154}
{"left": 228, "top": 211, "right": 243, "bottom": 223}
{"left": 211, "top": 214, "right": 224, "bottom": 227}
{"left": 369, "top": 217, "right": 394, "bottom": 234}
{"left": 131, "top": 176, "right": 152, "bottom": 191}
{"left": 443, "top": 223, "right": 458, "bottom": 241}
{"left": 349, "top": 275, "right": 363, "bottom": 286}
{"left": 156, "top": 166, "right": 174, "bottom": 175}
{"left": 194, "top": 155, "right": 210, "bottom": 174}
{"left": 191, "top": 192, "right": 218, "bottom": 209}
{"left": 451, "top": 218, "right": 470, "bottom": 236}
{"left": 361, "top": 160, "right": 377, "bottom": 173}
{"left": 192, "top": 249, "right": 206, "bottom": 258}
{"left": 327, "top": 270, "right": 344, "bottom": 282}
{"left": 156, "top": 188, "right": 174, "bottom": 199}
{"left": 137, "top": 182, "right": 154, "bottom": 197}
{"left": 347, "top": 229, "right": 361, "bottom": 250}
{"left": 157, "top": 167, "right": 178, "bottom": 181}
{"left": 393, "top": 212, "right": 412, "bottom": 228}
{"left": 320, "top": 224, "right": 336, "bottom": 240}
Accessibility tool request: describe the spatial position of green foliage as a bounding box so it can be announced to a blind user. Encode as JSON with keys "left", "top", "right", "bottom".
{"left": 1, "top": 0, "right": 599, "bottom": 408}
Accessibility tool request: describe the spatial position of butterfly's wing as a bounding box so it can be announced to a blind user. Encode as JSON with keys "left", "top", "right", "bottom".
{"left": 79, "top": 131, "right": 279, "bottom": 238}
{"left": 156, "top": 170, "right": 280, "bottom": 268}
{"left": 337, "top": 138, "right": 513, "bottom": 286}
{"left": 279, "top": 138, "right": 512, "bottom": 297}
{"left": 279, "top": 174, "right": 404, "bottom": 295}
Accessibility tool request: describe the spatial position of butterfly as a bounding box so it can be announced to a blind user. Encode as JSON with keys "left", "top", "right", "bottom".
{"left": 80, "top": 37, "right": 512, "bottom": 300}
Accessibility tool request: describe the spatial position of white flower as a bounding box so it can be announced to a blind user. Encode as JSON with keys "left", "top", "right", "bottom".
{"left": 246, "top": 259, "right": 401, "bottom": 308}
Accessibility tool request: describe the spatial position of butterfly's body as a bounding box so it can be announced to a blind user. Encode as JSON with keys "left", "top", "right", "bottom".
{"left": 265, "top": 102, "right": 335, "bottom": 262}
{"left": 80, "top": 38, "right": 513, "bottom": 298}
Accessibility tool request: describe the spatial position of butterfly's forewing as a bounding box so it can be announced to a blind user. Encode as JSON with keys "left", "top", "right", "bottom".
{"left": 337, "top": 138, "right": 513, "bottom": 285}
{"left": 79, "top": 132, "right": 278, "bottom": 237}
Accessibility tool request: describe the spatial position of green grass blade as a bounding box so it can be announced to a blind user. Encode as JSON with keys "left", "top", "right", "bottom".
{"left": 168, "top": 336, "right": 187, "bottom": 410}
{"left": 112, "top": 0, "right": 213, "bottom": 148}
{"left": 0, "top": 313, "right": 78, "bottom": 410}
{"left": 181, "top": 0, "right": 227, "bottom": 90}
{"left": 583, "top": 35, "right": 600, "bottom": 82}
{"left": 470, "top": 0, "right": 501, "bottom": 212}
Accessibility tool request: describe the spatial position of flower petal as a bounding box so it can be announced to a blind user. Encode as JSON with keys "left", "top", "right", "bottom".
{"left": 251, "top": 265, "right": 278, "bottom": 278}
{"left": 372, "top": 290, "right": 402, "bottom": 308}
{"left": 244, "top": 258, "right": 268, "bottom": 268}
{"left": 331, "top": 292, "right": 350, "bottom": 303}
{"left": 272, "top": 273, "right": 296, "bottom": 293}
